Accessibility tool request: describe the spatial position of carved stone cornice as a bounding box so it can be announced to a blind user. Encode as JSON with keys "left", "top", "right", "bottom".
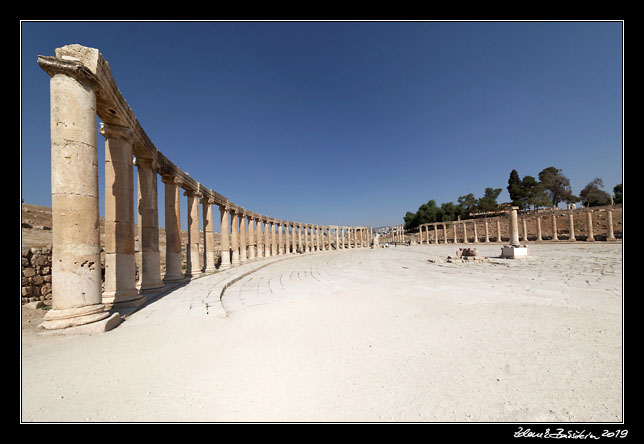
{"left": 37, "top": 55, "right": 101, "bottom": 90}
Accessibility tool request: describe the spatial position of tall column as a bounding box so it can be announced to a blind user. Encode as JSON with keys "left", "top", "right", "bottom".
{"left": 463, "top": 222, "right": 468, "bottom": 244}
{"left": 473, "top": 221, "right": 479, "bottom": 243}
{"left": 39, "top": 57, "right": 112, "bottom": 330}
{"left": 497, "top": 219, "right": 502, "bottom": 242}
{"left": 255, "top": 217, "right": 264, "bottom": 259}
{"left": 231, "top": 209, "right": 240, "bottom": 266}
{"left": 453, "top": 224, "right": 459, "bottom": 244}
{"left": 297, "top": 224, "right": 303, "bottom": 253}
{"left": 285, "top": 223, "right": 291, "bottom": 254}
{"left": 484, "top": 219, "right": 490, "bottom": 243}
{"left": 239, "top": 212, "right": 248, "bottom": 263}
{"left": 509, "top": 207, "right": 520, "bottom": 246}
{"left": 219, "top": 205, "right": 231, "bottom": 269}
{"left": 263, "top": 219, "right": 271, "bottom": 257}
{"left": 607, "top": 210, "right": 616, "bottom": 241}
{"left": 568, "top": 212, "right": 576, "bottom": 242}
{"left": 335, "top": 227, "right": 339, "bottom": 250}
{"left": 271, "top": 220, "right": 277, "bottom": 256}
{"left": 202, "top": 197, "right": 216, "bottom": 274}
{"left": 551, "top": 214, "right": 559, "bottom": 241}
{"left": 162, "top": 175, "right": 184, "bottom": 282}
{"left": 536, "top": 216, "right": 543, "bottom": 241}
{"left": 248, "top": 216, "right": 256, "bottom": 261}
{"left": 137, "top": 158, "right": 164, "bottom": 289}
{"left": 522, "top": 218, "right": 528, "bottom": 242}
{"left": 291, "top": 224, "right": 297, "bottom": 254}
{"left": 586, "top": 211, "right": 595, "bottom": 242}
{"left": 317, "top": 226, "right": 322, "bottom": 251}
{"left": 303, "top": 225, "right": 309, "bottom": 252}
{"left": 100, "top": 123, "right": 139, "bottom": 307}
{"left": 184, "top": 188, "right": 202, "bottom": 278}
{"left": 277, "top": 222, "right": 283, "bottom": 255}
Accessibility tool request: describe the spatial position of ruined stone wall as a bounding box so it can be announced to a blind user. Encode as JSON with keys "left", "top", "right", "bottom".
{"left": 21, "top": 247, "right": 53, "bottom": 304}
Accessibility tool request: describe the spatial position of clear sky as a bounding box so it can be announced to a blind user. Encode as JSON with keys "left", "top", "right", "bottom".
{"left": 20, "top": 21, "right": 623, "bottom": 229}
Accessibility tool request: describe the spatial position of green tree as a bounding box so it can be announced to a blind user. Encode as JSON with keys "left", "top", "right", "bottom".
{"left": 580, "top": 178, "right": 611, "bottom": 207}
{"left": 613, "top": 183, "right": 622, "bottom": 204}
{"left": 403, "top": 211, "right": 419, "bottom": 230}
{"left": 520, "top": 176, "right": 551, "bottom": 210}
{"left": 538, "top": 167, "right": 576, "bottom": 207}
{"left": 477, "top": 187, "right": 502, "bottom": 213}
{"left": 457, "top": 193, "right": 478, "bottom": 216}
{"left": 507, "top": 169, "right": 524, "bottom": 208}
{"left": 440, "top": 202, "right": 459, "bottom": 221}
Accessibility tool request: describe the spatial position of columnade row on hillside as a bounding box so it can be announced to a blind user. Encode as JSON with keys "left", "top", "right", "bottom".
{"left": 385, "top": 205, "right": 620, "bottom": 244}
{"left": 36, "top": 44, "right": 373, "bottom": 331}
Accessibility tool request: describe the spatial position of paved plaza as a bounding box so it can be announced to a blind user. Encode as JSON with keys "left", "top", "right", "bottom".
{"left": 21, "top": 243, "right": 622, "bottom": 422}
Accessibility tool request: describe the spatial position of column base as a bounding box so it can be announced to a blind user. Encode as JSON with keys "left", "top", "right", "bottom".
{"left": 40, "top": 303, "right": 111, "bottom": 330}
{"left": 163, "top": 272, "right": 186, "bottom": 282}
{"left": 138, "top": 280, "right": 166, "bottom": 292}
{"left": 202, "top": 267, "right": 217, "bottom": 274}
{"left": 102, "top": 288, "right": 142, "bottom": 308}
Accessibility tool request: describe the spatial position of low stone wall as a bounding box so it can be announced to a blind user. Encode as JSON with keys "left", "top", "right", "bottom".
{"left": 21, "top": 247, "right": 52, "bottom": 304}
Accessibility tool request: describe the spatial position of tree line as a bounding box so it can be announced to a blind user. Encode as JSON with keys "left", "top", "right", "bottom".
{"left": 403, "top": 166, "right": 622, "bottom": 230}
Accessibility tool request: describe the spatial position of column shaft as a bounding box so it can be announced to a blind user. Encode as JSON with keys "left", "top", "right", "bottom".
{"left": 138, "top": 159, "right": 164, "bottom": 289}
{"left": 203, "top": 199, "right": 216, "bottom": 273}
{"left": 42, "top": 68, "right": 110, "bottom": 329}
{"left": 231, "top": 210, "right": 240, "bottom": 265}
{"left": 162, "top": 176, "right": 184, "bottom": 281}
{"left": 219, "top": 206, "right": 231, "bottom": 269}
{"left": 101, "top": 124, "right": 139, "bottom": 306}
{"left": 185, "top": 189, "right": 202, "bottom": 278}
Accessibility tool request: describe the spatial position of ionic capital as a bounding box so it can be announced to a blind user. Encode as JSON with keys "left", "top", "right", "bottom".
{"left": 99, "top": 122, "right": 136, "bottom": 143}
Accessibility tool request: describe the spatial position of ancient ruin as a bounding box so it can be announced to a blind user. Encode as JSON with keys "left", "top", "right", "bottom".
{"left": 30, "top": 44, "right": 623, "bottom": 333}
{"left": 35, "top": 44, "right": 375, "bottom": 332}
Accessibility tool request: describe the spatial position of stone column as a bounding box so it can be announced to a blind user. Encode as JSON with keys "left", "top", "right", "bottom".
{"left": 297, "top": 224, "right": 303, "bottom": 253}
{"left": 255, "top": 218, "right": 264, "bottom": 260}
{"left": 248, "top": 216, "right": 256, "bottom": 261}
{"left": 473, "top": 221, "right": 479, "bottom": 243}
{"left": 271, "top": 220, "right": 277, "bottom": 257}
{"left": 586, "top": 211, "right": 595, "bottom": 242}
{"left": 285, "top": 223, "right": 291, "bottom": 254}
{"left": 161, "top": 175, "right": 184, "bottom": 282}
{"left": 522, "top": 218, "right": 528, "bottom": 242}
{"left": 219, "top": 205, "right": 231, "bottom": 269}
{"left": 230, "top": 210, "right": 240, "bottom": 265}
{"left": 509, "top": 207, "right": 520, "bottom": 246}
{"left": 100, "top": 123, "right": 139, "bottom": 307}
{"left": 184, "top": 188, "right": 202, "bottom": 278}
{"left": 302, "top": 225, "right": 308, "bottom": 252}
{"left": 277, "top": 222, "right": 283, "bottom": 255}
{"left": 137, "top": 158, "right": 165, "bottom": 290}
{"left": 497, "top": 219, "right": 502, "bottom": 243}
{"left": 536, "top": 216, "right": 543, "bottom": 241}
{"left": 484, "top": 219, "right": 490, "bottom": 243}
{"left": 39, "top": 58, "right": 113, "bottom": 330}
{"left": 263, "top": 219, "right": 271, "bottom": 257}
{"left": 568, "top": 212, "right": 576, "bottom": 242}
{"left": 239, "top": 212, "right": 248, "bottom": 263}
{"left": 202, "top": 197, "right": 217, "bottom": 274}
{"left": 452, "top": 224, "right": 458, "bottom": 244}
{"left": 335, "top": 227, "right": 340, "bottom": 250}
{"left": 607, "top": 210, "right": 616, "bottom": 241}
{"left": 292, "top": 224, "right": 298, "bottom": 254}
{"left": 463, "top": 222, "right": 468, "bottom": 244}
{"left": 551, "top": 214, "right": 559, "bottom": 241}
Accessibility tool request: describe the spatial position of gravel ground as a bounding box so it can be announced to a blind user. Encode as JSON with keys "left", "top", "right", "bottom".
{"left": 21, "top": 243, "right": 623, "bottom": 423}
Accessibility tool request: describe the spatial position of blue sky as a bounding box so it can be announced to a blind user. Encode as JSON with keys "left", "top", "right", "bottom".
{"left": 21, "top": 21, "right": 623, "bottom": 229}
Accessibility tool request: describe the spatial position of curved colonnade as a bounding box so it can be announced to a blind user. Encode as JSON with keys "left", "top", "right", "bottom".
{"left": 37, "top": 44, "right": 373, "bottom": 331}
